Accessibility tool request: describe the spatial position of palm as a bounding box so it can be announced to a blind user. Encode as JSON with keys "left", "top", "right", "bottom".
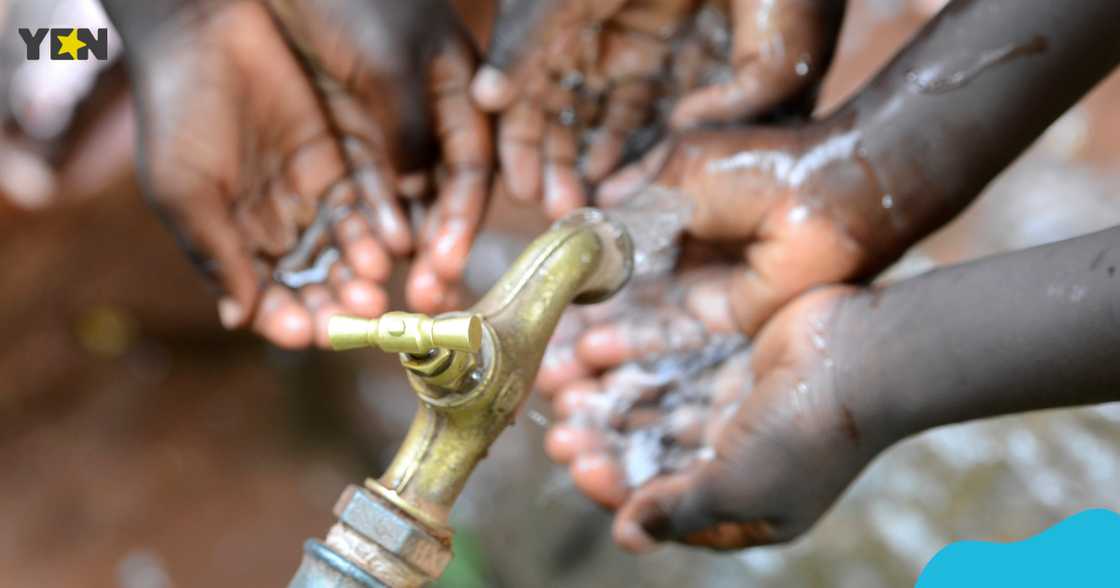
{"left": 270, "top": 0, "right": 490, "bottom": 313}
{"left": 134, "top": 2, "right": 369, "bottom": 347}
{"left": 476, "top": 0, "right": 704, "bottom": 214}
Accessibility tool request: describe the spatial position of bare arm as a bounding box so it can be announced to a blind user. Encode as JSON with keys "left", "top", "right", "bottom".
{"left": 837, "top": 226, "right": 1120, "bottom": 447}
{"left": 833, "top": 0, "right": 1120, "bottom": 255}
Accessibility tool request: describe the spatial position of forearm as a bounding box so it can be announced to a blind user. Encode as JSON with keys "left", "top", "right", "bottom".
{"left": 100, "top": 0, "right": 214, "bottom": 53}
{"left": 836, "top": 225, "right": 1120, "bottom": 446}
{"left": 830, "top": 0, "right": 1120, "bottom": 253}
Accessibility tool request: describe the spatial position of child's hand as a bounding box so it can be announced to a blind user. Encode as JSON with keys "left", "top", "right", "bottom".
{"left": 471, "top": 0, "right": 697, "bottom": 216}
{"left": 270, "top": 0, "right": 491, "bottom": 315}
{"left": 547, "top": 285, "right": 887, "bottom": 552}
{"left": 598, "top": 124, "right": 902, "bottom": 337}
{"left": 123, "top": 0, "right": 488, "bottom": 348}
{"left": 470, "top": 0, "right": 844, "bottom": 216}
{"left": 669, "top": 0, "right": 846, "bottom": 128}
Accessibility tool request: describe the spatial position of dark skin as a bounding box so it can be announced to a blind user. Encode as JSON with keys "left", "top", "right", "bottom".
{"left": 102, "top": 0, "right": 489, "bottom": 348}
{"left": 542, "top": 0, "right": 1120, "bottom": 551}
{"left": 471, "top": 0, "right": 846, "bottom": 215}
{"left": 541, "top": 0, "right": 1120, "bottom": 374}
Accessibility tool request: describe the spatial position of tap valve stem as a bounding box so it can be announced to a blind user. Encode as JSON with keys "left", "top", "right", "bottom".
{"left": 328, "top": 312, "right": 482, "bottom": 355}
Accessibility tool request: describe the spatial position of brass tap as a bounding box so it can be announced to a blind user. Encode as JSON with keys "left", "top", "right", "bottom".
{"left": 289, "top": 209, "right": 634, "bottom": 588}
{"left": 328, "top": 312, "right": 483, "bottom": 354}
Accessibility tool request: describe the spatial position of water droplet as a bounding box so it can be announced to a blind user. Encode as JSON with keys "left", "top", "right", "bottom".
{"left": 559, "top": 71, "right": 584, "bottom": 90}
{"left": 527, "top": 409, "right": 550, "bottom": 428}
{"left": 787, "top": 205, "right": 810, "bottom": 224}
{"left": 811, "top": 332, "right": 827, "bottom": 351}
{"left": 558, "top": 109, "right": 576, "bottom": 127}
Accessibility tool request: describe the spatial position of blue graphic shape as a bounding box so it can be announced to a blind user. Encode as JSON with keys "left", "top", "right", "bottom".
{"left": 916, "top": 509, "right": 1120, "bottom": 588}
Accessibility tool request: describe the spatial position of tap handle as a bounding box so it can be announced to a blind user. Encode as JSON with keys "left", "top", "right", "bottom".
{"left": 328, "top": 312, "right": 482, "bottom": 354}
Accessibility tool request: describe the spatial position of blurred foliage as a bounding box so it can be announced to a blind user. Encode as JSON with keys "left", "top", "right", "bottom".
{"left": 434, "top": 526, "right": 496, "bottom": 588}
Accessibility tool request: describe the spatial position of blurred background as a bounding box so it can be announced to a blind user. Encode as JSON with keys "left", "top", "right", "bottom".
{"left": 3, "top": 0, "right": 1120, "bottom": 586}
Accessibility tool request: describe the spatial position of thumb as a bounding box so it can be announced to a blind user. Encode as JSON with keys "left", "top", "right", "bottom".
{"left": 729, "top": 207, "right": 864, "bottom": 336}
{"left": 471, "top": 0, "right": 562, "bottom": 110}
{"left": 612, "top": 470, "right": 714, "bottom": 553}
{"left": 614, "top": 464, "right": 779, "bottom": 552}
{"left": 161, "top": 196, "right": 262, "bottom": 330}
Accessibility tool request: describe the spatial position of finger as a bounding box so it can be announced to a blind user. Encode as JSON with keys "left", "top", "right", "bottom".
{"left": 333, "top": 209, "right": 392, "bottom": 283}
{"left": 299, "top": 284, "right": 345, "bottom": 348}
{"left": 614, "top": 470, "right": 775, "bottom": 553}
{"left": 575, "top": 309, "right": 707, "bottom": 370}
{"left": 545, "top": 425, "right": 608, "bottom": 464}
{"left": 405, "top": 252, "right": 450, "bottom": 314}
{"left": 537, "top": 343, "right": 592, "bottom": 396}
{"left": 596, "top": 141, "right": 674, "bottom": 206}
{"left": 670, "top": 69, "right": 788, "bottom": 129}
{"left": 572, "top": 452, "right": 629, "bottom": 509}
{"left": 710, "top": 350, "right": 755, "bottom": 413}
{"left": 0, "top": 142, "right": 56, "bottom": 211}
{"left": 683, "top": 275, "right": 738, "bottom": 333}
{"left": 285, "top": 134, "right": 348, "bottom": 225}
{"left": 620, "top": 407, "right": 664, "bottom": 431}
{"left": 429, "top": 39, "right": 492, "bottom": 282}
{"left": 167, "top": 196, "right": 261, "bottom": 330}
{"left": 252, "top": 285, "right": 313, "bottom": 349}
{"left": 731, "top": 206, "right": 862, "bottom": 336}
{"left": 344, "top": 138, "right": 412, "bottom": 254}
{"left": 664, "top": 405, "right": 708, "bottom": 448}
{"left": 483, "top": 0, "right": 566, "bottom": 75}
{"left": 552, "top": 379, "right": 601, "bottom": 419}
{"left": 670, "top": 0, "right": 844, "bottom": 128}
{"left": 542, "top": 121, "right": 586, "bottom": 219}
{"left": 328, "top": 263, "right": 388, "bottom": 318}
{"left": 472, "top": 65, "right": 518, "bottom": 111}
{"left": 397, "top": 172, "right": 430, "bottom": 199}
{"left": 583, "top": 80, "right": 655, "bottom": 183}
{"left": 497, "top": 101, "right": 545, "bottom": 201}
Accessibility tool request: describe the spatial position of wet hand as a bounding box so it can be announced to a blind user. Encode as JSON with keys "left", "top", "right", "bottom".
{"left": 670, "top": 0, "right": 846, "bottom": 128}
{"left": 598, "top": 124, "right": 898, "bottom": 339}
{"left": 270, "top": 0, "right": 491, "bottom": 315}
{"left": 470, "top": 0, "right": 700, "bottom": 217}
{"left": 470, "top": 0, "right": 845, "bottom": 216}
{"left": 124, "top": 1, "right": 489, "bottom": 348}
{"left": 547, "top": 286, "right": 887, "bottom": 552}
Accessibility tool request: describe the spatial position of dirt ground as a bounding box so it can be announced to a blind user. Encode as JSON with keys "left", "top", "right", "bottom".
{"left": 3, "top": 1, "right": 1120, "bottom": 586}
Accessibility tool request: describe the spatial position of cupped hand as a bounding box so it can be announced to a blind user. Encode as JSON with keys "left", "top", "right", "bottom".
{"left": 126, "top": 0, "right": 489, "bottom": 348}
{"left": 547, "top": 285, "right": 889, "bottom": 552}
{"left": 598, "top": 123, "right": 900, "bottom": 339}
{"left": 471, "top": 0, "right": 699, "bottom": 216}
{"left": 470, "top": 0, "right": 845, "bottom": 216}
{"left": 269, "top": 0, "right": 491, "bottom": 314}
{"left": 669, "top": 0, "right": 846, "bottom": 128}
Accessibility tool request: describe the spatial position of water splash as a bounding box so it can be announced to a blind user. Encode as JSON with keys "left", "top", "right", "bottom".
{"left": 565, "top": 335, "right": 750, "bottom": 489}
{"left": 606, "top": 186, "right": 694, "bottom": 278}
{"left": 273, "top": 203, "right": 351, "bottom": 288}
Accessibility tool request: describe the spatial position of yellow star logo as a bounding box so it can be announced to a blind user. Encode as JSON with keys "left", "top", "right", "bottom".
{"left": 56, "top": 28, "right": 86, "bottom": 60}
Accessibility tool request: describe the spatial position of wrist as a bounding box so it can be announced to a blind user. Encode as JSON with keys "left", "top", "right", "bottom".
{"left": 827, "top": 287, "right": 920, "bottom": 450}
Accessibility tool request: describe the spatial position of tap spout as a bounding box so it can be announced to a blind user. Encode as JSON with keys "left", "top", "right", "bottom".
{"left": 381, "top": 209, "right": 633, "bottom": 523}
{"left": 290, "top": 209, "right": 633, "bottom": 588}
